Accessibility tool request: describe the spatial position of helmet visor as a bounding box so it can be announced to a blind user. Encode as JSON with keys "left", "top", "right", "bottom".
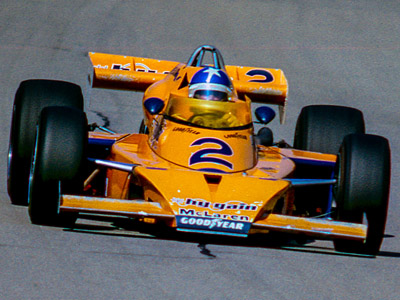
{"left": 193, "top": 90, "right": 228, "bottom": 101}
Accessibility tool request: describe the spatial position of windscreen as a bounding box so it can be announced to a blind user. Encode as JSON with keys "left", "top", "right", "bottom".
{"left": 165, "top": 95, "right": 252, "bottom": 129}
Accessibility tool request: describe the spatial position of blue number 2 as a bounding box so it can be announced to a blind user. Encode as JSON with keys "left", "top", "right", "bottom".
{"left": 189, "top": 138, "right": 233, "bottom": 169}
{"left": 246, "top": 69, "right": 274, "bottom": 83}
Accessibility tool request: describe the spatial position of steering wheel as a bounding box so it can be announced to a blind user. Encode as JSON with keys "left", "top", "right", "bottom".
{"left": 189, "top": 112, "right": 240, "bottom": 128}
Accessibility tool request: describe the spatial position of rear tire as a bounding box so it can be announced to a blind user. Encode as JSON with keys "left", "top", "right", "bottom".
{"left": 28, "top": 106, "right": 87, "bottom": 225}
{"left": 8, "top": 80, "right": 83, "bottom": 205}
{"left": 294, "top": 105, "right": 365, "bottom": 154}
{"left": 333, "top": 134, "right": 390, "bottom": 255}
{"left": 293, "top": 105, "right": 366, "bottom": 216}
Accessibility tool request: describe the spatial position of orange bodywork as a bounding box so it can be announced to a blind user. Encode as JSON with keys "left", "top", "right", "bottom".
{"left": 60, "top": 47, "right": 366, "bottom": 241}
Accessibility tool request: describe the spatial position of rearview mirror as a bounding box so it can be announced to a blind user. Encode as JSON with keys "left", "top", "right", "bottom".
{"left": 144, "top": 97, "right": 165, "bottom": 115}
{"left": 255, "top": 106, "right": 275, "bottom": 124}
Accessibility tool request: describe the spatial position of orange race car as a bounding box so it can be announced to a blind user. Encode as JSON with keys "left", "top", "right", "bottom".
{"left": 8, "top": 45, "right": 390, "bottom": 255}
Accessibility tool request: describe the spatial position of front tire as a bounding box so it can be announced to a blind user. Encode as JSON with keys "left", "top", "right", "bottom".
{"left": 28, "top": 106, "right": 87, "bottom": 225}
{"left": 333, "top": 134, "right": 391, "bottom": 255}
{"left": 8, "top": 80, "right": 84, "bottom": 205}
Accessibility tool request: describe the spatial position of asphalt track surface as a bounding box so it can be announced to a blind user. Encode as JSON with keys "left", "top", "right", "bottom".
{"left": 1, "top": 1, "right": 399, "bottom": 299}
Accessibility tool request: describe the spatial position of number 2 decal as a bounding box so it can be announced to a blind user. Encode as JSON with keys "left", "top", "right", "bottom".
{"left": 246, "top": 69, "right": 274, "bottom": 83}
{"left": 189, "top": 138, "right": 233, "bottom": 169}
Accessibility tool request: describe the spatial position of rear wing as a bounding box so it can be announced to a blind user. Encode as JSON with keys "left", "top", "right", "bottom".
{"left": 89, "top": 52, "right": 288, "bottom": 122}
{"left": 89, "top": 52, "right": 179, "bottom": 91}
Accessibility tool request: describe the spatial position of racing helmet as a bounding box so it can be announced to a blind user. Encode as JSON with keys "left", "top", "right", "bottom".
{"left": 188, "top": 67, "right": 233, "bottom": 101}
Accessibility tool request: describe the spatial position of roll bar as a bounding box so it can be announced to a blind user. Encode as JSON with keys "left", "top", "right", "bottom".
{"left": 186, "top": 45, "right": 226, "bottom": 70}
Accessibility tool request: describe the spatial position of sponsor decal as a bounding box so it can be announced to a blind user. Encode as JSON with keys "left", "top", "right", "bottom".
{"left": 172, "top": 197, "right": 258, "bottom": 212}
{"left": 94, "top": 64, "right": 108, "bottom": 69}
{"left": 112, "top": 63, "right": 131, "bottom": 71}
{"left": 172, "top": 127, "right": 200, "bottom": 135}
{"left": 135, "top": 63, "right": 156, "bottom": 73}
{"left": 178, "top": 208, "right": 250, "bottom": 221}
{"left": 224, "top": 132, "right": 247, "bottom": 140}
{"left": 135, "top": 63, "right": 169, "bottom": 74}
{"left": 176, "top": 215, "right": 251, "bottom": 235}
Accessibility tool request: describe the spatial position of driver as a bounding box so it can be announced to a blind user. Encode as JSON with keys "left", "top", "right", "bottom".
{"left": 188, "top": 67, "right": 233, "bottom": 101}
{"left": 187, "top": 67, "right": 240, "bottom": 127}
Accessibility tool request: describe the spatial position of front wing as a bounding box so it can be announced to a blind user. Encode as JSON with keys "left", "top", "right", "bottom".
{"left": 60, "top": 195, "right": 366, "bottom": 241}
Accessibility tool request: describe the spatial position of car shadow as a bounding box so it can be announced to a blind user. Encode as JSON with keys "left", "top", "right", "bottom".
{"left": 63, "top": 214, "right": 399, "bottom": 259}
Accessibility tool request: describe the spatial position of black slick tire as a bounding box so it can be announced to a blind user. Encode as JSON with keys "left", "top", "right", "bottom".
{"left": 28, "top": 106, "right": 87, "bottom": 225}
{"left": 293, "top": 105, "right": 366, "bottom": 216}
{"left": 294, "top": 105, "right": 365, "bottom": 154}
{"left": 333, "top": 134, "right": 390, "bottom": 255}
{"left": 8, "top": 80, "right": 83, "bottom": 205}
